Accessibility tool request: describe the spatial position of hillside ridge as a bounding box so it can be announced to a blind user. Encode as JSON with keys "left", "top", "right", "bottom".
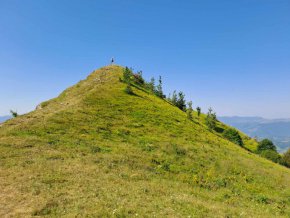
{"left": 0, "top": 65, "right": 289, "bottom": 217}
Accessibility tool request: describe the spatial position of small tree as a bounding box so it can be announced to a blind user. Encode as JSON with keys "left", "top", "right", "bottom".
{"left": 146, "top": 77, "right": 155, "bottom": 93}
{"left": 171, "top": 90, "right": 178, "bottom": 106}
{"left": 187, "top": 101, "right": 193, "bottom": 120}
{"left": 176, "top": 91, "right": 186, "bottom": 111}
{"left": 10, "top": 110, "right": 18, "bottom": 118}
{"left": 155, "top": 76, "right": 164, "bottom": 98}
{"left": 206, "top": 107, "right": 217, "bottom": 131}
{"left": 133, "top": 71, "right": 145, "bottom": 85}
{"left": 196, "top": 107, "right": 201, "bottom": 117}
{"left": 166, "top": 93, "right": 171, "bottom": 102}
{"left": 282, "top": 148, "right": 290, "bottom": 168}
{"left": 223, "top": 128, "right": 243, "bottom": 146}
{"left": 123, "top": 67, "right": 133, "bottom": 83}
{"left": 257, "top": 139, "right": 277, "bottom": 153}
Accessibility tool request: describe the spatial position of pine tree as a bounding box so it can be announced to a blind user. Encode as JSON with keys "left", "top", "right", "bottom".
{"left": 187, "top": 101, "right": 193, "bottom": 120}
{"left": 196, "top": 107, "right": 201, "bottom": 117}
{"left": 177, "top": 91, "right": 186, "bottom": 111}
{"left": 171, "top": 90, "right": 178, "bottom": 106}
{"left": 123, "top": 67, "right": 132, "bottom": 83}
{"left": 10, "top": 110, "right": 18, "bottom": 118}
{"left": 148, "top": 77, "right": 155, "bottom": 93}
{"left": 166, "top": 93, "right": 171, "bottom": 102}
{"left": 206, "top": 107, "right": 217, "bottom": 131}
{"left": 133, "top": 71, "right": 145, "bottom": 84}
{"left": 155, "top": 76, "right": 163, "bottom": 98}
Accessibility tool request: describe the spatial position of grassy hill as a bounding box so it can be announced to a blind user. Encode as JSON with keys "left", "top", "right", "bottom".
{"left": 0, "top": 65, "right": 289, "bottom": 217}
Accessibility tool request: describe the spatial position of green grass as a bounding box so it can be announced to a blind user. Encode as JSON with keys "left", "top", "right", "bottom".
{"left": 0, "top": 65, "right": 290, "bottom": 217}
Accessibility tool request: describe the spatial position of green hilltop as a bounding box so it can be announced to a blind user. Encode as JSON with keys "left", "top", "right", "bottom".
{"left": 0, "top": 65, "right": 289, "bottom": 217}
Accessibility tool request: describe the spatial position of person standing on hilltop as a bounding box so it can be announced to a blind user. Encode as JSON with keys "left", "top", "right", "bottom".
{"left": 111, "top": 57, "right": 114, "bottom": 65}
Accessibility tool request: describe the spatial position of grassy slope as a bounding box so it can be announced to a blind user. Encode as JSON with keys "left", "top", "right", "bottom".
{"left": 0, "top": 66, "right": 289, "bottom": 217}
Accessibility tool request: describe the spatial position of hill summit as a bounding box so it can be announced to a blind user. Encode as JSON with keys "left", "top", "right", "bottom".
{"left": 0, "top": 65, "right": 290, "bottom": 217}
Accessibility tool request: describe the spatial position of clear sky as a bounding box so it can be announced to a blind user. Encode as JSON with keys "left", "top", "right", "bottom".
{"left": 0, "top": 0, "right": 289, "bottom": 118}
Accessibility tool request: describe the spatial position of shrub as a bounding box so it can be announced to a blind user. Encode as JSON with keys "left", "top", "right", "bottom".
{"left": 171, "top": 91, "right": 178, "bottom": 106}
{"left": 260, "top": 149, "right": 281, "bottom": 163}
{"left": 187, "top": 101, "right": 193, "bottom": 120}
{"left": 123, "top": 67, "right": 133, "bottom": 83}
{"left": 10, "top": 110, "right": 18, "bottom": 118}
{"left": 124, "top": 84, "right": 134, "bottom": 95}
{"left": 257, "top": 139, "right": 277, "bottom": 153}
{"left": 206, "top": 107, "right": 217, "bottom": 131}
{"left": 91, "top": 146, "right": 102, "bottom": 153}
{"left": 282, "top": 148, "right": 290, "bottom": 167}
{"left": 175, "top": 91, "right": 186, "bottom": 111}
{"left": 196, "top": 106, "right": 201, "bottom": 117}
{"left": 133, "top": 71, "right": 145, "bottom": 85}
{"left": 155, "top": 76, "right": 164, "bottom": 98}
{"left": 168, "top": 91, "right": 186, "bottom": 110}
{"left": 223, "top": 128, "right": 243, "bottom": 146}
{"left": 146, "top": 77, "right": 155, "bottom": 93}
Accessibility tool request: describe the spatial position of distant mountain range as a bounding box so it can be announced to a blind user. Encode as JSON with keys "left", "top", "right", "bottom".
{"left": 0, "top": 116, "right": 11, "bottom": 123}
{"left": 219, "top": 116, "right": 290, "bottom": 153}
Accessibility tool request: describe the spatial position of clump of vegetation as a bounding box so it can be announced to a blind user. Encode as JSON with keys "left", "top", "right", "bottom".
{"left": 187, "top": 101, "right": 193, "bottom": 120}
{"left": 205, "top": 107, "right": 217, "bottom": 131}
{"left": 282, "top": 148, "right": 290, "bottom": 167}
{"left": 124, "top": 84, "right": 134, "bottom": 95}
{"left": 146, "top": 77, "right": 155, "bottom": 93}
{"left": 223, "top": 128, "right": 243, "bottom": 146}
{"left": 257, "top": 139, "right": 277, "bottom": 152}
{"left": 256, "top": 139, "right": 281, "bottom": 163}
{"left": 133, "top": 71, "right": 145, "bottom": 85}
{"left": 176, "top": 91, "right": 186, "bottom": 111}
{"left": 168, "top": 91, "right": 186, "bottom": 111}
{"left": 122, "top": 67, "right": 165, "bottom": 98}
{"left": 10, "top": 110, "right": 18, "bottom": 118}
{"left": 260, "top": 149, "right": 281, "bottom": 163}
{"left": 123, "top": 67, "right": 133, "bottom": 83}
{"left": 155, "top": 76, "right": 164, "bottom": 98}
{"left": 196, "top": 106, "right": 201, "bottom": 117}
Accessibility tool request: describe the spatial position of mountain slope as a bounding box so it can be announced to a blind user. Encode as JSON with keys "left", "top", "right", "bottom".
{"left": 0, "top": 66, "right": 289, "bottom": 217}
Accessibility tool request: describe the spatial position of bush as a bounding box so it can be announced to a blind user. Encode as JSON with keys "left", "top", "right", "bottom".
{"left": 155, "top": 76, "right": 164, "bottom": 98}
{"left": 196, "top": 107, "right": 201, "bottom": 117}
{"left": 176, "top": 91, "right": 186, "bottom": 111}
{"left": 123, "top": 67, "right": 133, "bottom": 83}
{"left": 257, "top": 139, "right": 277, "bottom": 153}
{"left": 187, "top": 101, "right": 193, "bottom": 120}
{"left": 124, "top": 84, "right": 134, "bottom": 95}
{"left": 223, "top": 128, "right": 243, "bottom": 146}
{"left": 10, "top": 110, "right": 18, "bottom": 118}
{"left": 206, "top": 108, "right": 217, "bottom": 131}
{"left": 282, "top": 148, "right": 290, "bottom": 167}
{"left": 133, "top": 71, "right": 145, "bottom": 85}
{"left": 146, "top": 77, "right": 155, "bottom": 93}
{"left": 260, "top": 149, "right": 281, "bottom": 163}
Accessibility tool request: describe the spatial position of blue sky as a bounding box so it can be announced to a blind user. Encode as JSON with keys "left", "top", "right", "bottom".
{"left": 0, "top": 0, "right": 289, "bottom": 118}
